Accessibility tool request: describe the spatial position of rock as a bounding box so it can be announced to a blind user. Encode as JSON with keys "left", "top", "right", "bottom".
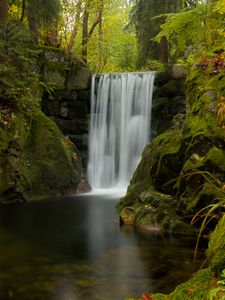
{"left": 44, "top": 66, "right": 66, "bottom": 90}
{"left": 207, "top": 215, "right": 225, "bottom": 275}
{"left": 0, "top": 108, "right": 90, "bottom": 203}
{"left": 171, "top": 113, "right": 185, "bottom": 129}
{"left": 171, "top": 64, "right": 188, "bottom": 79}
{"left": 205, "top": 90, "right": 217, "bottom": 99}
{"left": 151, "top": 70, "right": 186, "bottom": 137}
{"left": 77, "top": 90, "right": 90, "bottom": 101}
{"left": 209, "top": 102, "right": 216, "bottom": 112}
{"left": 53, "top": 118, "right": 79, "bottom": 134}
{"left": 59, "top": 101, "right": 69, "bottom": 118}
{"left": 67, "top": 67, "right": 91, "bottom": 91}
{"left": 60, "top": 91, "right": 78, "bottom": 102}
{"left": 118, "top": 64, "right": 225, "bottom": 234}
{"left": 120, "top": 207, "right": 136, "bottom": 225}
{"left": 59, "top": 100, "right": 88, "bottom": 119}
{"left": 41, "top": 48, "right": 91, "bottom": 166}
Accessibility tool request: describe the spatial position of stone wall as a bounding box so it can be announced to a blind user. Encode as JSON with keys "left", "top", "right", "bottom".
{"left": 41, "top": 47, "right": 91, "bottom": 166}
{"left": 151, "top": 65, "right": 187, "bottom": 138}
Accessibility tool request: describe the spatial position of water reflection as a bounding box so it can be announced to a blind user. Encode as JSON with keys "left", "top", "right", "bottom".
{"left": 0, "top": 195, "right": 206, "bottom": 300}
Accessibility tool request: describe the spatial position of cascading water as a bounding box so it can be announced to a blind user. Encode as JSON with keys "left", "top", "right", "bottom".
{"left": 87, "top": 72, "right": 155, "bottom": 192}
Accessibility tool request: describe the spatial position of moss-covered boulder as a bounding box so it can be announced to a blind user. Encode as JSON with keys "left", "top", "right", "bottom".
{"left": 118, "top": 63, "right": 225, "bottom": 233}
{"left": 207, "top": 215, "right": 225, "bottom": 275}
{"left": 0, "top": 106, "right": 90, "bottom": 203}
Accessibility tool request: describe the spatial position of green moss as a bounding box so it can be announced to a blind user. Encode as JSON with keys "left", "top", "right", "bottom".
{"left": 168, "top": 269, "right": 214, "bottom": 300}
{"left": 120, "top": 207, "right": 136, "bottom": 224}
{"left": 118, "top": 129, "right": 183, "bottom": 210}
{"left": 128, "top": 269, "right": 214, "bottom": 300}
{"left": 0, "top": 107, "right": 83, "bottom": 201}
{"left": 207, "top": 215, "right": 225, "bottom": 275}
{"left": 17, "top": 109, "right": 81, "bottom": 198}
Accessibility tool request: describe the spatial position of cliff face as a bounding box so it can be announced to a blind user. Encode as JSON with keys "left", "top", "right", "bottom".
{"left": 118, "top": 63, "right": 225, "bottom": 234}
{"left": 0, "top": 40, "right": 91, "bottom": 203}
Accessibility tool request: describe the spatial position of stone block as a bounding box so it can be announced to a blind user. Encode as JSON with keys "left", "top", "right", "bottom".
{"left": 77, "top": 90, "right": 91, "bottom": 101}
{"left": 67, "top": 67, "right": 91, "bottom": 91}
{"left": 171, "top": 64, "right": 188, "bottom": 79}
{"left": 44, "top": 66, "right": 66, "bottom": 90}
{"left": 59, "top": 100, "right": 88, "bottom": 119}
{"left": 54, "top": 117, "right": 78, "bottom": 134}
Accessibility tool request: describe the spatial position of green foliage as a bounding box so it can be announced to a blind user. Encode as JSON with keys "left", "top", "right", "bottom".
{"left": 61, "top": 0, "right": 137, "bottom": 73}
{"left": 155, "top": 1, "right": 225, "bottom": 62}
{"left": 0, "top": 21, "right": 41, "bottom": 105}
{"left": 129, "top": 0, "right": 198, "bottom": 67}
{"left": 27, "top": 0, "right": 61, "bottom": 28}
{"left": 87, "top": 2, "right": 137, "bottom": 73}
{"left": 169, "top": 269, "right": 214, "bottom": 300}
{"left": 27, "top": 0, "right": 62, "bottom": 43}
{"left": 208, "top": 269, "right": 225, "bottom": 300}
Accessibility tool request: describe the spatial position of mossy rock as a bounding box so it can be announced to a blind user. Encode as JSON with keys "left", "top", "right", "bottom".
{"left": 207, "top": 215, "right": 225, "bottom": 275}
{"left": 0, "top": 107, "right": 88, "bottom": 202}
{"left": 168, "top": 269, "right": 214, "bottom": 300}
{"left": 121, "top": 62, "right": 225, "bottom": 300}
{"left": 119, "top": 128, "right": 183, "bottom": 208}
{"left": 119, "top": 63, "right": 225, "bottom": 234}
{"left": 120, "top": 189, "right": 195, "bottom": 234}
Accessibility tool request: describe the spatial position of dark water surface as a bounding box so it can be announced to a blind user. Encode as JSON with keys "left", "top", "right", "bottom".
{"left": 0, "top": 194, "right": 205, "bottom": 300}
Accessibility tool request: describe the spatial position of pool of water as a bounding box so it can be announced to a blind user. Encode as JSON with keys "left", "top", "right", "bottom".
{"left": 0, "top": 194, "right": 206, "bottom": 300}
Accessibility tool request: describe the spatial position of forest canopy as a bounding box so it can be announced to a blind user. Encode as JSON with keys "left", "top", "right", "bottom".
{"left": 0, "top": 0, "right": 225, "bottom": 72}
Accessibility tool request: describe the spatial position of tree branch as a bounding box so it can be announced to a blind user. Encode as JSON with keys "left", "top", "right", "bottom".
{"left": 88, "top": 11, "right": 102, "bottom": 38}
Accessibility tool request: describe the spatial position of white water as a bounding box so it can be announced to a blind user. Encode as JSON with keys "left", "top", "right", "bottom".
{"left": 87, "top": 72, "right": 155, "bottom": 192}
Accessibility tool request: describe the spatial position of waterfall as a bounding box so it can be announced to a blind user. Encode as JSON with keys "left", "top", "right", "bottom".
{"left": 87, "top": 72, "right": 155, "bottom": 192}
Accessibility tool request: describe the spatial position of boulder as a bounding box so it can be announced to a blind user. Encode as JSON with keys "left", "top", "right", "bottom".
{"left": 0, "top": 108, "right": 90, "bottom": 203}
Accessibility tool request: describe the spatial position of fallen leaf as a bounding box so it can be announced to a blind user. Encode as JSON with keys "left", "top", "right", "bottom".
{"left": 142, "top": 293, "right": 153, "bottom": 300}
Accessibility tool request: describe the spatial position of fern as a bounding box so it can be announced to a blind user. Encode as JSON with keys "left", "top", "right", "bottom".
{"left": 0, "top": 21, "right": 41, "bottom": 106}
{"left": 155, "top": 1, "right": 225, "bottom": 62}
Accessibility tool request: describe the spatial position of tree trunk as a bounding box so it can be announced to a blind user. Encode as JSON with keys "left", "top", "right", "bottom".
{"left": 82, "top": 0, "right": 103, "bottom": 64}
{"left": 20, "top": 0, "right": 26, "bottom": 22}
{"left": 97, "top": 0, "right": 103, "bottom": 72}
{"left": 160, "top": 36, "right": 168, "bottom": 64}
{"left": 28, "top": 18, "right": 39, "bottom": 43}
{"left": 82, "top": 3, "right": 89, "bottom": 63}
{"left": 0, "top": 0, "right": 8, "bottom": 23}
{"left": 68, "top": 0, "right": 82, "bottom": 51}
